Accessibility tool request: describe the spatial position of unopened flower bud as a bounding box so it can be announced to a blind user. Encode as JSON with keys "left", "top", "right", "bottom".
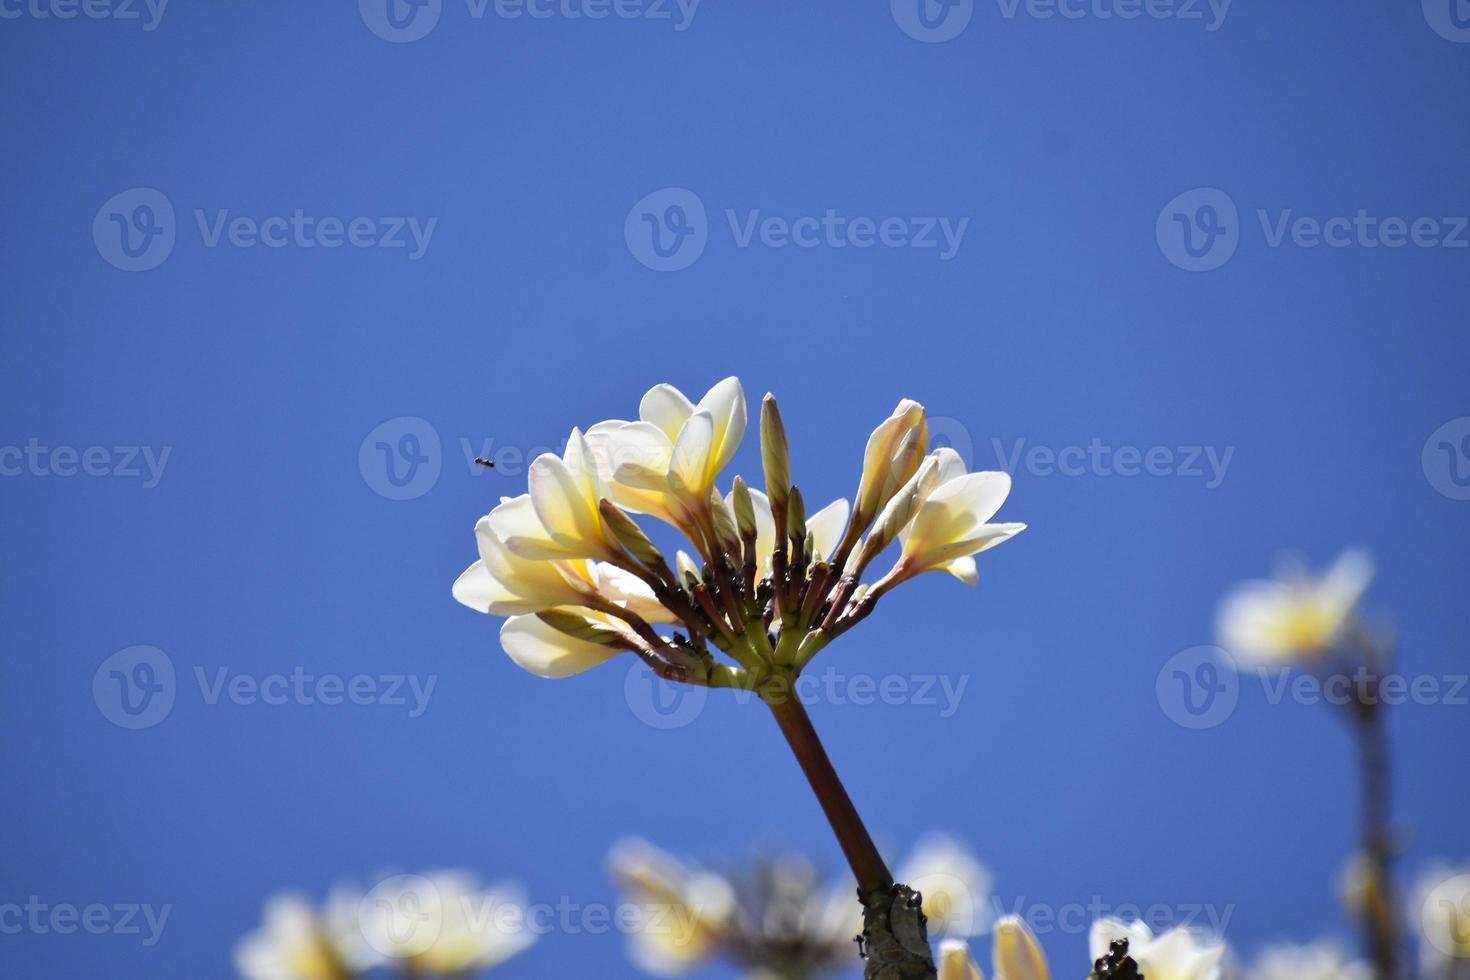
{"left": 854, "top": 399, "right": 927, "bottom": 526}
{"left": 731, "top": 476, "right": 758, "bottom": 545}
{"left": 535, "top": 609, "right": 621, "bottom": 645}
{"left": 599, "top": 499, "right": 665, "bottom": 569}
{"left": 761, "top": 394, "right": 791, "bottom": 514}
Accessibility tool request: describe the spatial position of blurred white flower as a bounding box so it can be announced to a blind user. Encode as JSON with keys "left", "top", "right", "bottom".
{"left": 234, "top": 891, "right": 373, "bottom": 980}
{"left": 1089, "top": 919, "right": 1226, "bottom": 980}
{"left": 357, "top": 871, "right": 533, "bottom": 975}
{"left": 896, "top": 834, "right": 994, "bottom": 939}
{"left": 1413, "top": 865, "right": 1470, "bottom": 978}
{"left": 938, "top": 938, "right": 986, "bottom": 980}
{"left": 1244, "top": 940, "right": 1371, "bottom": 980}
{"left": 1216, "top": 550, "right": 1374, "bottom": 667}
{"left": 609, "top": 838, "right": 739, "bottom": 975}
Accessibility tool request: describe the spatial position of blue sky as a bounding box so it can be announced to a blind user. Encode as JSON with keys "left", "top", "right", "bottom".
{"left": 3, "top": 1, "right": 1469, "bottom": 977}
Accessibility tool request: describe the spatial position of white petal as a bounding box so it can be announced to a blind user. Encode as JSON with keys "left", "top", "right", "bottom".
{"left": 939, "top": 556, "right": 978, "bottom": 585}
{"left": 453, "top": 560, "right": 507, "bottom": 613}
{"left": 640, "top": 384, "right": 696, "bottom": 443}
{"left": 668, "top": 411, "right": 714, "bottom": 496}
{"left": 691, "top": 377, "right": 746, "bottom": 481}
{"left": 528, "top": 451, "right": 600, "bottom": 552}
{"left": 806, "top": 498, "right": 851, "bottom": 562}
{"left": 929, "top": 470, "right": 1012, "bottom": 528}
{"left": 931, "top": 446, "right": 968, "bottom": 486}
{"left": 499, "top": 615, "right": 622, "bottom": 678}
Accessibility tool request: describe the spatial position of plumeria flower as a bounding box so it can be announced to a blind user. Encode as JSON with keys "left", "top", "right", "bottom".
{"left": 895, "top": 834, "right": 994, "bottom": 940}
{"left": 1216, "top": 550, "right": 1375, "bottom": 668}
{"left": 234, "top": 891, "right": 375, "bottom": 980}
{"left": 357, "top": 872, "right": 534, "bottom": 976}
{"left": 1244, "top": 940, "right": 1371, "bottom": 980}
{"left": 490, "top": 429, "right": 630, "bottom": 563}
{"left": 938, "top": 939, "right": 985, "bottom": 980}
{"left": 865, "top": 448, "right": 1025, "bottom": 590}
{"left": 609, "top": 839, "right": 740, "bottom": 976}
{"left": 457, "top": 381, "right": 1025, "bottom": 976}
{"left": 586, "top": 378, "right": 747, "bottom": 529}
{"left": 1089, "top": 919, "right": 1226, "bottom": 980}
{"left": 1412, "top": 865, "right": 1470, "bottom": 978}
{"left": 454, "top": 379, "right": 1025, "bottom": 686}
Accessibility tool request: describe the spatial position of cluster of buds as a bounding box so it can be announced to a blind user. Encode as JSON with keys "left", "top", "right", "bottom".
{"left": 453, "top": 378, "right": 1025, "bottom": 692}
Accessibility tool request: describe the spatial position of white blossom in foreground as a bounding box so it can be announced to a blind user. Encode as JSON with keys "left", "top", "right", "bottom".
{"left": 1413, "top": 865, "right": 1470, "bottom": 979}
{"left": 1244, "top": 940, "right": 1371, "bottom": 980}
{"left": 896, "top": 834, "right": 995, "bottom": 939}
{"left": 1216, "top": 550, "right": 1374, "bottom": 667}
{"left": 1089, "top": 919, "right": 1226, "bottom": 980}
{"left": 357, "top": 871, "right": 534, "bottom": 975}
{"left": 234, "top": 891, "right": 374, "bottom": 980}
{"left": 608, "top": 839, "right": 739, "bottom": 975}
